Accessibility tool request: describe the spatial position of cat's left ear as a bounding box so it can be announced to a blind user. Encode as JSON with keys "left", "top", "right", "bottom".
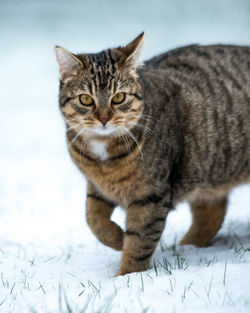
{"left": 119, "top": 32, "right": 144, "bottom": 66}
{"left": 55, "top": 46, "right": 84, "bottom": 80}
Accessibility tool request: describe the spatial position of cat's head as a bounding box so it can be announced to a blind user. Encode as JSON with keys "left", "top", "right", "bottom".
{"left": 55, "top": 33, "right": 144, "bottom": 138}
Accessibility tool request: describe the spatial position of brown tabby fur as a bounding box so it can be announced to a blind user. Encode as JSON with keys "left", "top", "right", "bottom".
{"left": 55, "top": 33, "right": 250, "bottom": 276}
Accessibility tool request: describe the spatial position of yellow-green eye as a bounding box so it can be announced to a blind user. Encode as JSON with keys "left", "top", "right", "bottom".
{"left": 79, "top": 94, "right": 94, "bottom": 106}
{"left": 112, "top": 92, "right": 125, "bottom": 104}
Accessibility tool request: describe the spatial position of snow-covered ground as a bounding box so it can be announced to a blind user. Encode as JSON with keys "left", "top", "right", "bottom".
{"left": 1, "top": 0, "right": 250, "bottom": 312}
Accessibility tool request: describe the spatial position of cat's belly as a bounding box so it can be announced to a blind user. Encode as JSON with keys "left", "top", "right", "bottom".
{"left": 179, "top": 174, "right": 250, "bottom": 204}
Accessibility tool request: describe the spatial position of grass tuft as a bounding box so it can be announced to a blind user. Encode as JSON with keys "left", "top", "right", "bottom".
{"left": 140, "top": 273, "right": 144, "bottom": 292}
{"left": 157, "top": 255, "right": 188, "bottom": 275}
{"left": 223, "top": 261, "right": 227, "bottom": 285}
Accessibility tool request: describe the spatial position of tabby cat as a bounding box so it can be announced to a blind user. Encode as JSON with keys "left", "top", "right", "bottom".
{"left": 55, "top": 33, "right": 250, "bottom": 276}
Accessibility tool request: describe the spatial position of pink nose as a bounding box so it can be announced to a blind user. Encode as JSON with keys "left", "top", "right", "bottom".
{"left": 99, "top": 117, "right": 108, "bottom": 126}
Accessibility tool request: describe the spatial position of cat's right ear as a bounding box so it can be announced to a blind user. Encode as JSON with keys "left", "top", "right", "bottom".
{"left": 55, "top": 46, "right": 83, "bottom": 80}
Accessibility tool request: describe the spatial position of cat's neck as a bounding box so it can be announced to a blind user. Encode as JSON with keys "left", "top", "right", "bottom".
{"left": 67, "top": 126, "right": 143, "bottom": 162}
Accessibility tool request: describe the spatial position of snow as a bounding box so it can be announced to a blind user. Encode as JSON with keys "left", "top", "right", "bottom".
{"left": 1, "top": 0, "right": 250, "bottom": 312}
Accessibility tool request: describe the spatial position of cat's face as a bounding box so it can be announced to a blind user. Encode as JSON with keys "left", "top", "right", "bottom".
{"left": 55, "top": 33, "right": 144, "bottom": 138}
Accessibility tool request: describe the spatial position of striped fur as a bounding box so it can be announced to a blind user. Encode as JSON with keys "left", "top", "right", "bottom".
{"left": 55, "top": 34, "right": 250, "bottom": 275}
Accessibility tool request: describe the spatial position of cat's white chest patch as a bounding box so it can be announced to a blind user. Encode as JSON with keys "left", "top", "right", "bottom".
{"left": 89, "top": 140, "right": 108, "bottom": 160}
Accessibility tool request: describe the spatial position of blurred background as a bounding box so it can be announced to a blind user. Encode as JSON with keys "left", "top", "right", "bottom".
{"left": 0, "top": 0, "right": 250, "bottom": 247}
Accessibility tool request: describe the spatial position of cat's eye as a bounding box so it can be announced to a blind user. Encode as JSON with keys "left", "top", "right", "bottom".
{"left": 79, "top": 94, "right": 94, "bottom": 106}
{"left": 112, "top": 92, "right": 125, "bottom": 105}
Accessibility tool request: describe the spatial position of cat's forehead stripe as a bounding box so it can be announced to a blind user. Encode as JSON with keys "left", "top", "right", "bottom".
{"left": 87, "top": 50, "right": 117, "bottom": 92}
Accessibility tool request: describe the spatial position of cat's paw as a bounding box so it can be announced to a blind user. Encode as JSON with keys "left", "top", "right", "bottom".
{"left": 107, "top": 221, "right": 124, "bottom": 251}
{"left": 115, "top": 270, "right": 127, "bottom": 277}
{"left": 179, "top": 236, "right": 209, "bottom": 247}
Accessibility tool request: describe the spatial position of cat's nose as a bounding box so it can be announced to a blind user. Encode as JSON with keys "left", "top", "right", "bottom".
{"left": 99, "top": 117, "right": 108, "bottom": 126}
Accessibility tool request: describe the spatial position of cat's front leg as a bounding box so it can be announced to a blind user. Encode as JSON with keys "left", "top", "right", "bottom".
{"left": 116, "top": 198, "right": 168, "bottom": 276}
{"left": 86, "top": 183, "right": 124, "bottom": 251}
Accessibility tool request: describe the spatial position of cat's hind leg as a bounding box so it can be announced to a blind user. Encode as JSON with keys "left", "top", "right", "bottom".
{"left": 86, "top": 183, "right": 124, "bottom": 251}
{"left": 179, "top": 196, "right": 227, "bottom": 247}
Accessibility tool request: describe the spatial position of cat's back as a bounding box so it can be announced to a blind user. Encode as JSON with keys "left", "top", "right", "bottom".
{"left": 142, "top": 44, "right": 250, "bottom": 115}
{"left": 145, "top": 44, "right": 250, "bottom": 75}
{"left": 142, "top": 44, "right": 250, "bottom": 114}
{"left": 144, "top": 44, "right": 250, "bottom": 98}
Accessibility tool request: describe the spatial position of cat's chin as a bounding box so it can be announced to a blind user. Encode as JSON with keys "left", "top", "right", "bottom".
{"left": 91, "top": 126, "right": 117, "bottom": 136}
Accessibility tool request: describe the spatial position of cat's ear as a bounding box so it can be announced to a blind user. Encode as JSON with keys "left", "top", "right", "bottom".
{"left": 55, "top": 46, "right": 84, "bottom": 80}
{"left": 119, "top": 32, "right": 144, "bottom": 65}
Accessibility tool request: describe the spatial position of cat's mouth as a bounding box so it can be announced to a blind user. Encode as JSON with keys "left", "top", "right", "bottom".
{"left": 92, "top": 125, "right": 117, "bottom": 136}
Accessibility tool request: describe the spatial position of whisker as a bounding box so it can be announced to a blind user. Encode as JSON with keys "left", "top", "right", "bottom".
{"left": 66, "top": 123, "right": 83, "bottom": 132}
{"left": 118, "top": 127, "right": 132, "bottom": 155}
{"left": 127, "top": 121, "right": 158, "bottom": 140}
{"left": 80, "top": 128, "right": 91, "bottom": 160}
{"left": 132, "top": 114, "right": 157, "bottom": 122}
{"left": 64, "top": 118, "right": 80, "bottom": 124}
{"left": 125, "top": 114, "right": 157, "bottom": 125}
{"left": 71, "top": 127, "right": 86, "bottom": 144}
{"left": 122, "top": 126, "right": 144, "bottom": 163}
